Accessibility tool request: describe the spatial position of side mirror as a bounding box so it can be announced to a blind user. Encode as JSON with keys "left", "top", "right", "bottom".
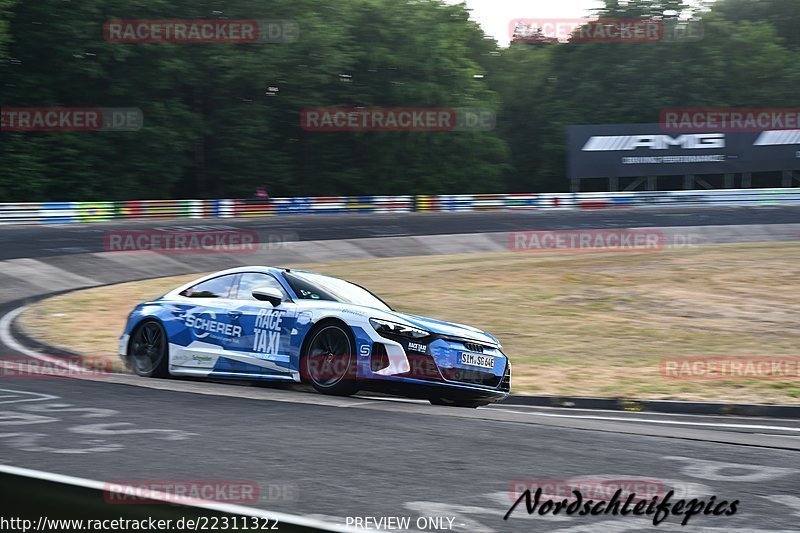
{"left": 252, "top": 287, "right": 283, "bottom": 306}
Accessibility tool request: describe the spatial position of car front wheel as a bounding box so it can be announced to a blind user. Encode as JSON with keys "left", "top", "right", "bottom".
{"left": 129, "top": 320, "right": 169, "bottom": 378}
{"left": 303, "top": 323, "right": 358, "bottom": 396}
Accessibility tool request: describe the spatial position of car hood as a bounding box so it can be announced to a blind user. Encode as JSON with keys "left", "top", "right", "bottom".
{"left": 292, "top": 300, "right": 501, "bottom": 347}
{"left": 382, "top": 310, "right": 501, "bottom": 347}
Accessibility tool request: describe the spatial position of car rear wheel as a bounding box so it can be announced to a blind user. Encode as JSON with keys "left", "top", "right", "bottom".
{"left": 429, "top": 397, "right": 490, "bottom": 409}
{"left": 129, "top": 320, "right": 169, "bottom": 378}
{"left": 303, "top": 323, "right": 358, "bottom": 396}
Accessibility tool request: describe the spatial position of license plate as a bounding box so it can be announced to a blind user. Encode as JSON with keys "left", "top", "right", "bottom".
{"left": 460, "top": 352, "right": 495, "bottom": 369}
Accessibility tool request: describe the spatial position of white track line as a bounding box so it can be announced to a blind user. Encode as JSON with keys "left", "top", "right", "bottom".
{"left": 495, "top": 402, "right": 800, "bottom": 423}
{"left": 500, "top": 409, "right": 800, "bottom": 433}
{"left": 0, "top": 464, "right": 350, "bottom": 532}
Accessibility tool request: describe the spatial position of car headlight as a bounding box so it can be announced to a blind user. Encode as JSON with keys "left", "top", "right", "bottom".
{"left": 369, "top": 318, "right": 429, "bottom": 339}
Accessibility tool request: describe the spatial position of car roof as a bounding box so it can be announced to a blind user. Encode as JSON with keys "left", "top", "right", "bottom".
{"left": 211, "top": 266, "right": 319, "bottom": 276}
{"left": 167, "top": 266, "right": 328, "bottom": 296}
{"left": 211, "top": 266, "right": 288, "bottom": 276}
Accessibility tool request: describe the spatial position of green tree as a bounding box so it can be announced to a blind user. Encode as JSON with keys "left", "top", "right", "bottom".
{"left": 489, "top": 0, "right": 799, "bottom": 191}
{"left": 0, "top": 0, "right": 15, "bottom": 60}
{"left": 714, "top": 0, "right": 800, "bottom": 50}
{"left": 0, "top": 0, "right": 511, "bottom": 200}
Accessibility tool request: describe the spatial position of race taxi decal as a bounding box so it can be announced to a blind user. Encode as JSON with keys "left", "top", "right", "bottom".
{"left": 408, "top": 342, "right": 427, "bottom": 353}
{"left": 253, "top": 309, "right": 284, "bottom": 355}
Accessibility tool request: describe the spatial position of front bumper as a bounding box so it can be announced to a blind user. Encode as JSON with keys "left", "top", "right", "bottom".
{"left": 118, "top": 333, "right": 131, "bottom": 368}
{"left": 359, "top": 332, "right": 511, "bottom": 402}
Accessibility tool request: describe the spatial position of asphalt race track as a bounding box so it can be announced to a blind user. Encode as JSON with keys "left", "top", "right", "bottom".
{"left": 1, "top": 207, "right": 800, "bottom": 532}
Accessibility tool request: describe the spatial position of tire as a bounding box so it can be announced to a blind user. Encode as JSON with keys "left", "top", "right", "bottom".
{"left": 302, "top": 322, "right": 358, "bottom": 396}
{"left": 429, "top": 397, "right": 490, "bottom": 409}
{"left": 129, "top": 320, "right": 170, "bottom": 378}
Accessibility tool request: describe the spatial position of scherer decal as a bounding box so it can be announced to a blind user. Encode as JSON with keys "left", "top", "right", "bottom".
{"left": 185, "top": 310, "right": 242, "bottom": 340}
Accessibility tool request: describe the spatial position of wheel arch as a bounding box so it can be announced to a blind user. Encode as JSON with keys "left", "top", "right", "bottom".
{"left": 298, "top": 317, "right": 355, "bottom": 381}
{"left": 125, "top": 315, "right": 167, "bottom": 356}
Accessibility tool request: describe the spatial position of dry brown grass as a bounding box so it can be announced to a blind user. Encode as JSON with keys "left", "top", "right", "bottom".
{"left": 20, "top": 242, "right": 800, "bottom": 402}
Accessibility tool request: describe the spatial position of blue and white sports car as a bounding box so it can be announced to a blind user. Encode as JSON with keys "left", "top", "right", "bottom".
{"left": 119, "top": 267, "right": 510, "bottom": 407}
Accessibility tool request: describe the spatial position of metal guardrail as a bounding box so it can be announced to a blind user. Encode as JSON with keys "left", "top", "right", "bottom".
{"left": 0, "top": 196, "right": 412, "bottom": 225}
{"left": 235, "top": 195, "right": 414, "bottom": 217}
{"left": 570, "top": 188, "right": 800, "bottom": 209}
{"left": 0, "top": 188, "right": 798, "bottom": 225}
{"left": 0, "top": 465, "right": 348, "bottom": 532}
{"left": 0, "top": 199, "right": 235, "bottom": 224}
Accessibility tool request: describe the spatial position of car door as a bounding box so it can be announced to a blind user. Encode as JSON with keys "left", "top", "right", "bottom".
{"left": 170, "top": 273, "right": 243, "bottom": 371}
{"left": 230, "top": 272, "right": 299, "bottom": 377}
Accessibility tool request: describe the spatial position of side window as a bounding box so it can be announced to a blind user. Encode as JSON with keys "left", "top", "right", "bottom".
{"left": 283, "top": 272, "right": 336, "bottom": 301}
{"left": 180, "top": 274, "right": 237, "bottom": 299}
{"left": 235, "top": 273, "right": 288, "bottom": 301}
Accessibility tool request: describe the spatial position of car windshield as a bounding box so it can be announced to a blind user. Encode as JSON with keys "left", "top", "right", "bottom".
{"left": 283, "top": 271, "right": 391, "bottom": 311}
